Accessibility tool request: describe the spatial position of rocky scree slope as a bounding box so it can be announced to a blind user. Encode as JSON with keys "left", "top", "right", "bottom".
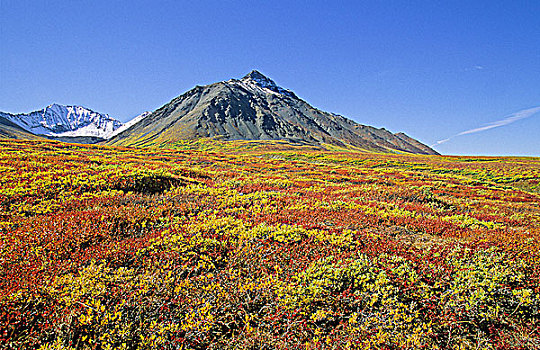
{"left": 108, "top": 70, "right": 438, "bottom": 155}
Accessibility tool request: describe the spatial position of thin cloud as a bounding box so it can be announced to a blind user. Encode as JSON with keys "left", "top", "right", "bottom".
{"left": 463, "top": 65, "right": 486, "bottom": 72}
{"left": 433, "top": 138, "right": 451, "bottom": 146}
{"left": 432, "top": 106, "right": 540, "bottom": 147}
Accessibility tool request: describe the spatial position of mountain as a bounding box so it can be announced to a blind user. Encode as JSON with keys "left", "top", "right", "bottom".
{"left": 0, "top": 104, "right": 122, "bottom": 140}
{"left": 108, "top": 70, "right": 438, "bottom": 155}
{"left": 0, "top": 115, "right": 42, "bottom": 140}
{"left": 109, "top": 112, "right": 151, "bottom": 138}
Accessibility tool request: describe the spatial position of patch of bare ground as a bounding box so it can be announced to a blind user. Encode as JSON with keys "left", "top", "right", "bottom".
{"left": 383, "top": 225, "right": 460, "bottom": 249}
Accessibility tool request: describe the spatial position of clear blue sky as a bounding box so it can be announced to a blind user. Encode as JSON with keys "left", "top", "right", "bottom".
{"left": 1, "top": 1, "right": 539, "bottom": 156}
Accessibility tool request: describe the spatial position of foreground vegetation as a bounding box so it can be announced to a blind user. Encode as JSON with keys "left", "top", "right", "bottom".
{"left": 1, "top": 139, "right": 539, "bottom": 349}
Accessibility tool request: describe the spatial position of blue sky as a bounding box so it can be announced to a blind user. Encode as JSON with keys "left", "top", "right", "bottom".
{"left": 1, "top": 1, "right": 539, "bottom": 156}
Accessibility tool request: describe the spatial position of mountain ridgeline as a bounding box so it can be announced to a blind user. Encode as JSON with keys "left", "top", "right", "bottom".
{"left": 0, "top": 105, "right": 154, "bottom": 144}
{"left": 0, "top": 71, "right": 437, "bottom": 154}
{"left": 0, "top": 104, "right": 122, "bottom": 138}
{"left": 108, "top": 71, "right": 438, "bottom": 154}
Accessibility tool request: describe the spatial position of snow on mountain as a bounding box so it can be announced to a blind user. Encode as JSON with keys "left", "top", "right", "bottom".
{"left": 0, "top": 104, "right": 123, "bottom": 139}
{"left": 109, "top": 111, "right": 151, "bottom": 138}
{"left": 237, "top": 70, "right": 297, "bottom": 98}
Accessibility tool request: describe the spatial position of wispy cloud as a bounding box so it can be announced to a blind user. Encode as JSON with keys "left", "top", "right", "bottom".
{"left": 433, "top": 138, "right": 451, "bottom": 146}
{"left": 463, "top": 65, "right": 486, "bottom": 72}
{"left": 432, "top": 106, "right": 540, "bottom": 147}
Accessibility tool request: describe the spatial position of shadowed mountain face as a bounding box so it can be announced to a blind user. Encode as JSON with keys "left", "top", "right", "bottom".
{"left": 108, "top": 70, "right": 438, "bottom": 154}
{"left": 0, "top": 116, "right": 42, "bottom": 140}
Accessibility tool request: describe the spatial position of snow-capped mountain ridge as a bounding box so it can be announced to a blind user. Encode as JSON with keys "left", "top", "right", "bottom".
{"left": 110, "top": 111, "right": 151, "bottom": 138}
{"left": 0, "top": 104, "right": 124, "bottom": 139}
{"left": 236, "top": 70, "right": 297, "bottom": 98}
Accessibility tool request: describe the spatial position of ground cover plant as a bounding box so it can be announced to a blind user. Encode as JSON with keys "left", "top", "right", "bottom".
{"left": 1, "top": 139, "right": 539, "bottom": 349}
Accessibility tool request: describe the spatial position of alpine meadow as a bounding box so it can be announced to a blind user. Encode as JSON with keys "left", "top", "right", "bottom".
{"left": 2, "top": 1, "right": 540, "bottom": 348}
{"left": 1, "top": 138, "right": 539, "bottom": 349}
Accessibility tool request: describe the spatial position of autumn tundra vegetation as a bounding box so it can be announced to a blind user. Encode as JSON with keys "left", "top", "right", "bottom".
{"left": 1, "top": 139, "right": 539, "bottom": 349}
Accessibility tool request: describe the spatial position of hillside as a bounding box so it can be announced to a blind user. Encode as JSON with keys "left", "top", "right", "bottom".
{"left": 108, "top": 71, "right": 438, "bottom": 155}
{"left": 0, "top": 116, "right": 42, "bottom": 140}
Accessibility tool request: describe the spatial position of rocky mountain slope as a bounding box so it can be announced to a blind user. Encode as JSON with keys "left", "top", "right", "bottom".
{"left": 109, "top": 112, "right": 151, "bottom": 139}
{"left": 108, "top": 71, "right": 437, "bottom": 154}
{"left": 0, "top": 115, "right": 42, "bottom": 140}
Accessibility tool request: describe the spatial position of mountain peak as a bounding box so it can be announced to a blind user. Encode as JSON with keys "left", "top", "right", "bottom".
{"left": 46, "top": 103, "right": 67, "bottom": 112}
{"left": 241, "top": 70, "right": 277, "bottom": 87}
{"left": 242, "top": 69, "right": 272, "bottom": 81}
{"left": 240, "top": 70, "right": 296, "bottom": 98}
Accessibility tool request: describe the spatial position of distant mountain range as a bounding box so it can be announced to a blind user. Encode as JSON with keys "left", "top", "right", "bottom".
{"left": 0, "top": 105, "right": 149, "bottom": 143}
{"left": 0, "top": 104, "right": 121, "bottom": 139}
{"left": 0, "top": 71, "right": 438, "bottom": 154}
